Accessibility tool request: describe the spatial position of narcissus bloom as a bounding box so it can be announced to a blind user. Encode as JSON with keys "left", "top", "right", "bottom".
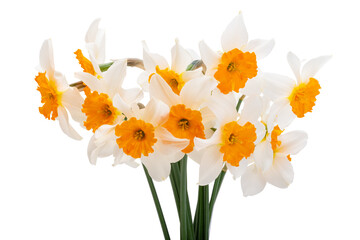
{"left": 149, "top": 73, "right": 217, "bottom": 154}
{"left": 75, "top": 59, "right": 143, "bottom": 132}
{"left": 35, "top": 39, "right": 84, "bottom": 140}
{"left": 114, "top": 98, "right": 189, "bottom": 181}
{"left": 263, "top": 52, "right": 331, "bottom": 128}
{"left": 138, "top": 40, "right": 203, "bottom": 93}
{"left": 199, "top": 12, "right": 274, "bottom": 94}
{"left": 193, "top": 92, "right": 265, "bottom": 185}
{"left": 241, "top": 124, "right": 308, "bottom": 196}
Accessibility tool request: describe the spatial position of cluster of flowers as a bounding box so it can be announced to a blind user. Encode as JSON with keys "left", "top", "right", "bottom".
{"left": 35, "top": 13, "right": 330, "bottom": 196}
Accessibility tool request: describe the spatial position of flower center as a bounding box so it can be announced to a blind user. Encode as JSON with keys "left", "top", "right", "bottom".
{"left": 220, "top": 121, "right": 257, "bottom": 167}
{"left": 288, "top": 78, "right": 321, "bottom": 118}
{"left": 82, "top": 90, "right": 120, "bottom": 132}
{"left": 134, "top": 129, "right": 145, "bottom": 140}
{"left": 214, "top": 48, "right": 258, "bottom": 94}
{"left": 115, "top": 118, "right": 157, "bottom": 158}
{"left": 35, "top": 72, "right": 61, "bottom": 120}
{"left": 151, "top": 66, "right": 185, "bottom": 95}
{"left": 178, "top": 119, "right": 190, "bottom": 130}
{"left": 163, "top": 104, "right": 205, "bottom": 153}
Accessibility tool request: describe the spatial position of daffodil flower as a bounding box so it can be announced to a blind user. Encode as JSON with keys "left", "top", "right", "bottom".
{"left": 149, "top": 73, "right": 218, "bottom": 154}
{"left": 138, "top": 39, "right": 203, "bottom": 93}
{"left": 199, "top": 12, "right": 275, "bottom": 94}
{"left": 113, "top": 98, "right": 189, "bottom": 181}
{"left": 241, "top": 125, "right": 308, "bottom": 196}
{"left": 263, "top": 52, "right": 331, "bottom": 128}
{"left": 192, "top": 92, "right": 265, "bottom": 185}
{"left": 35, "top": 39, "right": 84, "bottom": 140}
{"left": 75, "top": 59, "right": 143, "bottom": 164}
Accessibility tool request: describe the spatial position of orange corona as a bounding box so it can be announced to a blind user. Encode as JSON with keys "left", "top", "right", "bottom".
{"left": 115, "top": 118, "right": 157, "bottom": 159}
{"left": 82, "top": 91, "right": 119, "bottom": 132}
{"left": 288, "top": 78, "right": 321, "bottom": 118}
{"left": 74, "top": 49, "right": 96, "bottom": 76}
{"left": 35, "top": 72, "right": 61, "bottom": 120}
{"left": 214, "top": 48, "right": 257, "bottom": 94}
{"left": 220, "top": 121, "right": 257, "bottom": 167}
{"left": 163, "top": 104, "right": 205, "bottom": 153}
{"left": 149, "top": 66, "right": 185, "bottom": 95}
{"left": 271, "top": 125, "right": 291, "bottom": 161}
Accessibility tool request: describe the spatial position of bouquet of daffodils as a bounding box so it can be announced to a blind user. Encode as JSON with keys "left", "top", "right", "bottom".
{"left": 34, "top": 13, "right": 330, "bottom": 239}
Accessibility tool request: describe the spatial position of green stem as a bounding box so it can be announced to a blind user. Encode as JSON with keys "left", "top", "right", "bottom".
{"left": 142, "top": 164, "right": 170, "bottom": 240}
{"left": 180, "top": 155, "right": 188, "bottom": 240}
{"left": 194, "top": 185, "right": 209, "bottom": 240}
{"left": 209, "top": 169, "right": 226, "bottom": 221}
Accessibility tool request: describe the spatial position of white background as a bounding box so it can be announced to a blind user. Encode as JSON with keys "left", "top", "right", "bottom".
{"left": 1, "top": 0, "right": 359, "bottom": 239}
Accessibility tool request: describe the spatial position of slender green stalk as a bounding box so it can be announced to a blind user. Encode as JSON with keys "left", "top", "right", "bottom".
{"left": 180, "top": 155, "right": 188, "bottom": 240}
{"left": 194, "top": 185, "right": 210, "bottom": 240}
{"left": 236, "top": 94, "right": 246, "bottom": 111}
{"left": 142, "top": 164, "right": 170, "bottom": 240}
{"left": 209, "top": 169, "right": 226, "bottom": 220}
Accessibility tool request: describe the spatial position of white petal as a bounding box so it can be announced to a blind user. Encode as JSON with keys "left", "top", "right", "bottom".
{"left": 118, "top": 87, "right": 143, "bottom": 105}
{"left": 241, "top": 75, "right": 263, "bottom": 96}
{"left": 39, "top": 39, "right": 55, "bottom": 75}
{"left": 137, "top": 71, "right": 150, "bottom": 91}
{"left": 264, "top": 154, "right": 294, "bottom": 188}
{"left": 180, "top": 76, "right": 217, "bottom": 109}
{"left": 198, "top": 145, "right": 224, "bottom": 186}
{"left": 87, "top": 135, "right": 99, "bottom": 165}
{"left": 142, "top": 42, "right": 169, "bottom": 71}
{"left": 154, "top": 127, "right": 189, "bottom": 155}
{"left": 254, "top": 140, "right": 273, "bottom": 172}
{"left": 181, "top": 68, "right": 204, "bottom": 83}
{"left": 171, "top": 39, "right": 193, "bottom": 73}
{"left": 199, "top": 41, "right": 220, "bottom": 75}
{"left": 221, "top": 13, "right": 248, "bottom": 52}
{"left": 103, "top": 59, "right": 127, "bottom": 97}
{"left": 194, "top": 129, "right": 221, "bottom": 151}
{"left": 61, "top": 87, "right": 85, "bottom": 124}
{"left": 53, "top": 71, "right": 69, "bottom": 92}
{"left": 74, "top": 72, "right": 102, "bottom": 92}
{"left": 262, "top": 73, "right": 295, "bottom": 100}
{"left": 85, "top": 19, "right": 101, "bottom": 43}
{"left": 207, "top": 91, "right": 238, "bottom": 124}
{"left": 267, "top": 99, "right": 296, "bottom": 130}
{"left": 240, "top": 96, "right": 263, "bottom": 122}
{"left": 142, "top": 98, "right": 169, "bottom": 127}
{"left": 112, "top": 93, "right": 131, "bottom": 118}
{"left": 245, "top": 39, "right": 275, "bottom": 59}
{"left": 241, "top": 164, "right": 266, "bottom": 196}
{"left": 142, "top": 152, "right": 171, "bottom": 181}
{"left": 278, "top": 131, "right": 308, "bottom": 155}
{"left": 57, "top": 106, "right": 82, "bottom": 140}
{"left": 227, "top": 158, "right": 248, "bottom": 179}
{"left": 287, "top": 52, "right": 301, "bottom": 80}
{"left": 301, "top": 55, "right": 332, "bottom": 81}
{"left": 149, "top": 74, "right": 180, "bottom": 106}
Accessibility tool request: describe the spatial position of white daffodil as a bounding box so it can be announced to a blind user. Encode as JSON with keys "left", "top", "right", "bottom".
{"left": 75, "top": 59, "right": 143, "bottom": 164}
{"left": 138, "top": 39, "right": 203, "bottom": 93}
{"left": 193, "top": 92, "right": 265, "bottom": 185}
{"left": 199, "top": 12, "right": 275, "bottom": 94}
{"left": 113, "top": 98, "right": 189, "bottom": 181}
{"left": 85, "top": 18, "right": 105, "bottom": 63}
{"left": 241, "top": 124, "right": 308, "bottom": 196}
{"left": 149, "top": 73, "right": 218, "bottom": 155}
{"left": 35, "top": 39, "right": 84, "bottom": 140}
{"left": 263, "top": 52, "right": 331, "bottom": 128}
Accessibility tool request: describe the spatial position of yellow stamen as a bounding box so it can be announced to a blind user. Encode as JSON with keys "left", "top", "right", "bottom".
{"left": 115, "top": 118, "right": 157, "bottom": 158}
{"left": 214, "top": 48, "right": 257, "bottom": 94}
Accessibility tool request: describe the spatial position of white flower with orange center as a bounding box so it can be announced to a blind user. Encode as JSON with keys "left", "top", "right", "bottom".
{"left": 241, "top": 123, "right": 308, "bottom": 196}
{"left": 193, "top": 92, "right": 265, "bottom": 185}
{"left": 75, "top": 59, "right": 143, "bottom": 133}
{"left": 263, "top": 52, "right": 331, "bottom": 128}
{"left": 138, "top": 39, "right": 203, "bottom": 94}
{"left": 35, "top": 39, "right": 85, "bottom": 140}
{"left": 149, "top": 73, "right": 218, "bottom": 155}
{"left": 113, "top": 98, "right": 189, "bottom": 181}
{"left": 199, "top": 12, "right": 274, "bottom": 94}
